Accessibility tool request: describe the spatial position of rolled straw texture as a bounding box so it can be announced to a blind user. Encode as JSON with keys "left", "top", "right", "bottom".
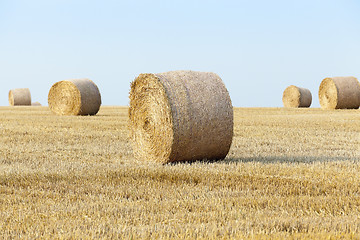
{"left": 8, "top": 88, "right": 31, "bottom": 106}
{"left": 282, "top": 85, "right": 312, "bottom": 108}
{"left": 48, "top": 78, "right": 101, "bottom": 115}
{"left": 318, "top": 77, "right": 360, "bottom": 109}
{"left": 129, "top": 70, "right": 233, "bottom": 164}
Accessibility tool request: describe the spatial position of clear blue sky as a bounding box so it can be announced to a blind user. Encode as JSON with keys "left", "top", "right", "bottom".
{"left": 1, "top": 0, "right": 360, "bottom": 107}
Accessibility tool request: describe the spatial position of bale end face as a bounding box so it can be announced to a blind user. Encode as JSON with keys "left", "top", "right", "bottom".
{"left": 282, "top": 85, "right": 301, "bottom": 108}
{"left": 318, "top": 78, "right": 338, "bottom": 110}
{"left": 8, "top": 91, "right": 14, "bottom": 106}
{"left": 48, "top": 81, "right": 82, "bottom": 115}
{"left": 129, "top": 74, "right": 174, "bottom": 164}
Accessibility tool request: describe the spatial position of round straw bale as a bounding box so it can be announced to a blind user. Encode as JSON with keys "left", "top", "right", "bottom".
{"left": 318, "top": 76, "right": 360, "bottom": 109}
{"left": 31, "top": 102, "right": 42, "bottom": 106}
{"left": 48, "top": 78, "right": 101, "bottom": 115}
{"left": 282, "top": 85, "right": 312, "bottom": 108}
{"left": 8, "top": 88, "right": 31, "bottom": 106}
{"left": 129, "top": 70, "right": 233, "bottom": 164}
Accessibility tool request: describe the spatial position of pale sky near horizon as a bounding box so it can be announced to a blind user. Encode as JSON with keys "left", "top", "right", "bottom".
{"left": 1, "top": 0, "right": 360, "bottom": 107}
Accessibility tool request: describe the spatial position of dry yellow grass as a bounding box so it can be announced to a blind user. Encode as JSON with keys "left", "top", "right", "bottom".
{"left": 0, "top": 106, "right": 359, "bottom": 239}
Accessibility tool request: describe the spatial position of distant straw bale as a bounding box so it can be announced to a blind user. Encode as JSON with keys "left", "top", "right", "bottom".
{"left": 48, "top": 78, "right": 101, "bottom": 115}
{"left": 8, "top": 88, "right": 31, "bottom": 106}
{"left": 31, "top": 102, "right": 42, "bottom": 106}
{"left": 318, "top": 77, "right": 360, "bottom": 109}
{"left": 129, "top": 70, "right": 233, "bottom": 164}
{"left": 282, "top": 85, "right": 312, "bottom": 108}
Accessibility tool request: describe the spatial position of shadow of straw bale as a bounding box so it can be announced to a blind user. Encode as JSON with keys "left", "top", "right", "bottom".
{"left": 166, "top": 156, "right": 360, "bottom": 165}
{"left": 168, "top": 158, "right": 225, "bottom": 166}
{"left": 221, "top": 156, "right": 360, "bottom": 164}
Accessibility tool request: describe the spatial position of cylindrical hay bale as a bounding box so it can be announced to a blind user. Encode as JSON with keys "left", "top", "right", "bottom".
{"left": 31, "top": 102, "right": 42, "bottom": 106}
{"left": 282, "top": 85, "right": 312, "bottom": 108}
{"left": 129, "top": 70, "right": 233, "bottom": 164}
{"left": 319, "top": 77, "right": 360, "bottom": 109}
{"left": 48, "top": 78, "right": 101, "bottom": 115}
{"left": 8, "top": 88, "right": 31, "bottom": 106}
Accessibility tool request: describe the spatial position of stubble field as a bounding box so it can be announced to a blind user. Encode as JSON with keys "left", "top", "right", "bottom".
{"left": 0, "top": 106, "right": 359, "bottom": 239}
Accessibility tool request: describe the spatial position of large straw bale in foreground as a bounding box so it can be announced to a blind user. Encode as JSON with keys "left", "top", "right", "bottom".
{"left": 129, "top": 70, "right": 233, "bottom": 164}
{"left": 8, "top": 88, "right": 31, "bottom": 106}
{"left": 282, "top": 85, "right": 312, "bottom": 108}
{"left": 319, "top": 77, "right": 360, "bottom": 109}
{"left": 48, "top": 78, "right": 101, "bottom": 115}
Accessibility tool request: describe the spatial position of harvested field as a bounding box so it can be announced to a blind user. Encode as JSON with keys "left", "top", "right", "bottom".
{"left": 0, "top": 106, "right": 359, "bottom": 239}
